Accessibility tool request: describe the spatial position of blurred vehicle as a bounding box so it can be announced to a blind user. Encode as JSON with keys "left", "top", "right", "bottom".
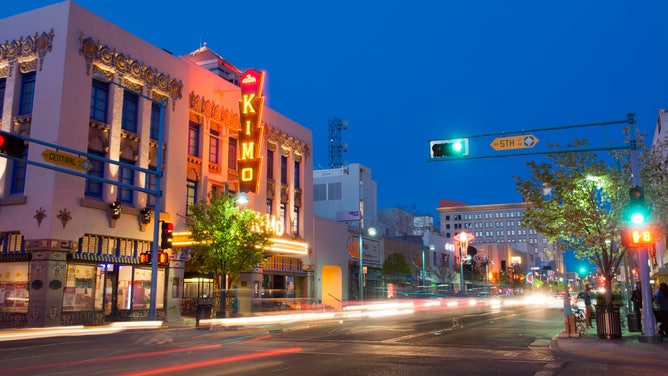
{"left": 547, "top": 292, "right": 568, "bottom": 309}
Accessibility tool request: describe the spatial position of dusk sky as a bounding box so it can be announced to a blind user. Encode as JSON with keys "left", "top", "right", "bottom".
{"left": 3, "top": 1, "right": 667, "bottom": 219}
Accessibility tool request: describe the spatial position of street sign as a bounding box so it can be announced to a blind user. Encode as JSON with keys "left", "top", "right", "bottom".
{"left": 490, "top": 135, "right": 539, "bottom": 151}
{"left": 41, "top": 149, "right": 92, "bottom": 172}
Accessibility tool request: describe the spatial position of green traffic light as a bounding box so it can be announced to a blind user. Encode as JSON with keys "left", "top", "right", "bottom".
{"left": 630, "top": 212, "right": 646, "bottom": 225}
{"left": 450, "top": 141, "right": 463, "bottom": 153}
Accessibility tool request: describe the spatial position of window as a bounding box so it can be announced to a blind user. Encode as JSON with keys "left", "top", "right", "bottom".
{"left": 294, "top": 160, "right": 301, "bottom": 188}
{"left": 327, "top": 182, "right": 342, "bottom": 200}
{"left": 85, "top": 150, "right": 105, "bottom": 198}
{"left": 209, "top": 129, "right": 219, "bottom": 164}
{"left": 145, "top": 165, "right": 157, "bottom": 207}
{"left": 121, "top": 90, "right": 139, "bottom": 132}
{"left": 186, "top": 179, "right": 197, "bottom": 216}
{"left": 266, "top": 148, "right": 274, "bottom": 180}
{"left": 90, "top": 79, "right": 109, "bottom": 122}
{"left": 118, "top": 159, "right": 135, "bottom": 204}
{"left": 279, "top": 203, "right": 286, "bottom": 231}
{"left": 266, "top": 199, "right": 273, "bottom": 215}
{"left": 227, "top": 138, "right": 237, "bottom": 169}
{"left": 188, "top": 121, "right": 200, "bottom": 157}
{"left": 292, "top": 207, "right": 300, "bottom": 236}
{"left": 314, "top": 184, "right": 326, "bottom": 201}
{"left": 10, "top": 159, "right": 27, "bottom": 194}
{"left": 280, "top": 155, "right": 288, "bottom": 184}
{"left": 0, "top": 78, "right": 6, "bottom": 119}
{"left": 150, "top": 102, "right": 161, "bottom": 140}
{"left": 18, "top": 71, "right": 36, "bottom": 116}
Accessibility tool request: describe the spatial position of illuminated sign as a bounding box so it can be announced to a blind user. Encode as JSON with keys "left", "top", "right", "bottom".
{"left": 238, "top": 69, "right": 266, "bottom": 193}
{"left": 623, "top": 228, "right": 654, "bottom": 247}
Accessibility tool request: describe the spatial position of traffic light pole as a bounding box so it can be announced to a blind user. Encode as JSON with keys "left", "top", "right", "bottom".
{"left": 628, "top": 116, "right": 661, "bottom": 343}
{"left": 147, "top": 98, "right": 165, "bottom": 321}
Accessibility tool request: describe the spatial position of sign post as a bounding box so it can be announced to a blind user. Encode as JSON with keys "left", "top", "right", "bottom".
{"left": 490, "top": 135, "right": 539, "bottom": 151}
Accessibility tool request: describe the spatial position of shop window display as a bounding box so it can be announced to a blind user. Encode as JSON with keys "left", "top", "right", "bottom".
{"left": 62, "top": 264, "right": 104, "bottom": 311}
{"left": 0, "top": 263, "right": 29, "bottom": 312}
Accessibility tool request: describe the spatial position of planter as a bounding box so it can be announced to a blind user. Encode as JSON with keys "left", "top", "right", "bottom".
{"left": 595, "top": 304, "right": 622, "bottom": 339}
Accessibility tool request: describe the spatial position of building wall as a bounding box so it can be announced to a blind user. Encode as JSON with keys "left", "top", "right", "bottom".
{"left": 313, "top": 163, "right": 378, "bottom": 229}
{"left": 0, "top": 1, "right": 313, "bottom": 326}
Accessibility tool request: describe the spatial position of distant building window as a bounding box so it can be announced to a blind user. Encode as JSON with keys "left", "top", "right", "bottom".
{"left": 90, "top": 79, "right": 109, "bottom": 122}
{"left": 10, "top": 159, "right": 27, "bottom": 194}
{"left": 292, "top": 207, "right": 300, "bottom": 236}
{"left": 280, "top": 155, "right": 288, "bottom": 184}
{"left": 314, "top": 184, "right": 326, "bottom": 201}
{"left": 18, "top": 71, "right": 36, "bottom": 115}
{"left": 209, "top": 129, "right": 219, "bottom": 164}
{"left": 85, "top": 150, "right": 105, "bottom": 198}
{"left": 186, "top": 179, "right": 198, "bottom": 216}
{"left": 327, "top": 182, "right": 342, "bottom": 200}
{"left": 294, "top": 160, "right": 301, "bottom": 189}
{"left": 121, "top": 90, "right": 139, "bottom": 132}
{"left": 118, "top": 159, "right": 135, "bottom": 204}
{"left": 145, "top": 165, "right": 157, "bottom": 207}
{"left": 188, "top": 121, "right": 200, "bottom": 157}
{"left": 266, "top": 199, "right": 273, "bottom": 215}
{"left": 267, "top": 149, "right": 274, "bottom": 180}
{"left": 227, "top": 138, "right": 237, "bottom": 169}
{"left": 150, "top": 102, "right": 161, "bottom": 140}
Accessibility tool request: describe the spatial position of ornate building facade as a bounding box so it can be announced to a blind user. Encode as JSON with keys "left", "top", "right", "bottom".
{"left": 0, "top": 1, "right": 313, "bottom": 327}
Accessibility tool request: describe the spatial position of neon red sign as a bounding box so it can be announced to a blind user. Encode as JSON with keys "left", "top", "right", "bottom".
{"left": 238, "top": 69, "right": 265, "bottom": 193}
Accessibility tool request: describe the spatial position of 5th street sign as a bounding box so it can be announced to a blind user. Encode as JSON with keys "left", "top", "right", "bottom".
{"left": 490, "top": 135, "right": 539, "bottom": 151}
{"left": 41, "top": 149, "right": 92, "bottom": 172}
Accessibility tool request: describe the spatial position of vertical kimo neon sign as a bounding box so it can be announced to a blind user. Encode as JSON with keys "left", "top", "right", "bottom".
{"left": 238, "top": 69, "right": 265, "bottom": 193}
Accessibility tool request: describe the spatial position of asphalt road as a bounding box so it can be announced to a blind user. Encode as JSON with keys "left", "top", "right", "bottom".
{"left": 0, "top": 299, "right": 655, "bottom": 375}
{"left": 0, "top": 300, "right": 556, "bottom": 375}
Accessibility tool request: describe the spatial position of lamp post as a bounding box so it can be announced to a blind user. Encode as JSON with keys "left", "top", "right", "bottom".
{"left": 453, "top": 232, "right": 474, "bottom": 293}
{"left": 357, "top": 219, "right": 376, "bottom": 302}
{"left": 420, "top": 236, "right": 435, "bottom": 289}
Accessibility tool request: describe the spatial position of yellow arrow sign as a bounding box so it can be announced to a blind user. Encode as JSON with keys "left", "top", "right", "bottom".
{"left": 41, "top": 149, "right": 92, "bottom": 172}
{"left": 490, "top": 135, "right": 539, "bottom": 151}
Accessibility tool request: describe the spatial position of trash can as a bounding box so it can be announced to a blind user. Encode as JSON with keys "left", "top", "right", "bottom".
{"left": 627, "top": 314, "right": 641, "bottom": 332}
{"left": 596, "top": 304, "right": 621, "bottom": 339}
{"left": 196, "top": 303, "right": 212, "bottom": 328}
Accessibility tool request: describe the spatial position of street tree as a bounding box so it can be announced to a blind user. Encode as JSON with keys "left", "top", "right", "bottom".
{"left": 514, "top": 138, "right": 630, "bottom": 306}
{"left": 186, "top": 191, "right": 274, "bottom": 315}
{"left": 382, "top": 252, "right": 412, "bottom": 285}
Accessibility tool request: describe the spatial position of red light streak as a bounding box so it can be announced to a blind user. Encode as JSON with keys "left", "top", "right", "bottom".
{"left": 120, "top": 347, "right": 303, "bottom": 376}
{"left": 0, "top": 344, "right": 222, "bottom": 374}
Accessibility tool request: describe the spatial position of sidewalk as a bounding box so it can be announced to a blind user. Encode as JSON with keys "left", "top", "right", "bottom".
{"left": 551, "top": 324, "right": 668, "bottom": 367}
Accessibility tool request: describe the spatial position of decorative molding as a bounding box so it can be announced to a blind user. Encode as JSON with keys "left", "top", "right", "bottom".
{"left": 57, "top": 209, "right": 71, "bottom": 228}
{"left": 0, "top": 29, "right": 54, "bottom": 77}
{"left": 189, "top": 92, "right": 240, "bottom": 129}
{"left": 34, "top": 207, "right": 47, "bottom": 227}
{"left": 79, "top": 34, "right": 183, "bottom": 110}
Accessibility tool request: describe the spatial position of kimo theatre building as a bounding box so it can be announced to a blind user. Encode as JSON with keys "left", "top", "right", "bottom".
{"left": 178, "top": 66, "right": 314, "bottom": 316}
{"left": 0, "top": 2, "right": 189, "bottom": 328}
{"left": 0, "top": 2, "right": 314, "bottom": 328}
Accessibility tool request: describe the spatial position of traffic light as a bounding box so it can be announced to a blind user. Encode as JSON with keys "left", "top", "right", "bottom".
{"left": 158, "top": 251, "right": 169, "bottom": 265}
{"left": 0, "top": 130, "right": 26, "bottom": 158}
{"left": 430, "top": 138, "right": 469, "bottom": 158}
{"left": 160, "top": 222, "right": 173, "bottom": 250}
{"left": 626, "top": 186, "right": 648, "bottom": 226}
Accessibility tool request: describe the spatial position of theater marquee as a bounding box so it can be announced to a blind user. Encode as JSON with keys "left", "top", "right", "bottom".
{"left": 238, "top": 69, "right": 265, "bottom": 193}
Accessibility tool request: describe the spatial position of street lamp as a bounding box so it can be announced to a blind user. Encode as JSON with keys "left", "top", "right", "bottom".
{"left": 358, "top": 222, "right": 376, "bottom": 302}
{"left": 453, "top": 232, "right": 474, "bottom": 293}
{"left": 420, "top": 238, "right": 435, "bottom": 289}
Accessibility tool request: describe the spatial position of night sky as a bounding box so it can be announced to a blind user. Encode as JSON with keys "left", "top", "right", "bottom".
{"left": 3, "top": 1, "right": 667, "bottom": 219}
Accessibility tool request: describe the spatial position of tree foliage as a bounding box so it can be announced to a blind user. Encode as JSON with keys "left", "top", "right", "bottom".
{"left": 514, "top": 138, "right": 631, "bottom": 305}
{"left": 186, "top": 191, "right": 274, "bottom": 289}
{"left": 382, "top": 253, "right": 412, "bottom": 284}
